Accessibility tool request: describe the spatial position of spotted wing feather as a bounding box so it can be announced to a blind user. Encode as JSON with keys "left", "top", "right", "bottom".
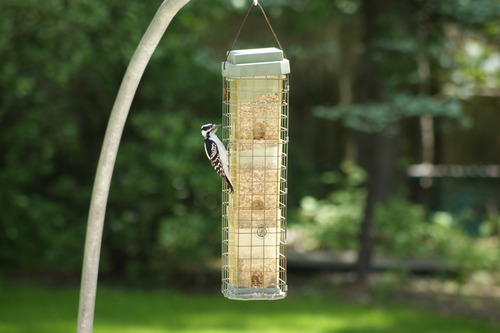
{"left": 204, "top": 139, "right": 234, "bottom": 193}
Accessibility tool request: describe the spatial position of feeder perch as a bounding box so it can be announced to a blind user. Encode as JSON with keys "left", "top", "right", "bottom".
{"left": 221, "top": 47, "right": 290, "bottom": 300}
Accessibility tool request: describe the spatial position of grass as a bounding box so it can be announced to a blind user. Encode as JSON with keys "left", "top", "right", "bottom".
{"left": 0, "top": 283, "right": 498, "bottom": 333}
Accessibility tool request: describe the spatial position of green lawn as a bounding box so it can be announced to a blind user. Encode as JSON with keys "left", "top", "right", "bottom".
{"left": 0, "top": 284, "right": 497, "bottom": 333}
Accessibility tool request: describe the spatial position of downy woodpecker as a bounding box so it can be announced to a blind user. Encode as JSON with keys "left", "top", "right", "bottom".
{"left": 201, "top": 123, "right": 234, "bottom": 193}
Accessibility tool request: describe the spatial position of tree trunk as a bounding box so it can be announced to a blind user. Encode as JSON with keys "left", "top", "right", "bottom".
{"left": 355, "top": 132, "right": 399, "bottom": 284}
{"left": 353, "top": 0, "right": 381, "bottom": 285}
{"left": 356, "top": 168, "right": 375, "bottom": 283}
{"left": 417, "top": 15, "right": 435, "bottom": 165}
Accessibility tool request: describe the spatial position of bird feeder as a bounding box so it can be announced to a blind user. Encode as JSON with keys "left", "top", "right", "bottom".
{"left": 221, "top": 47, "right": 290, "bottom": 300}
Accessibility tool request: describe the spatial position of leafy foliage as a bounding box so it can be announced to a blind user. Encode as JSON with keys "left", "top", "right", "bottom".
{"left": 290, "top": 160, "right": 366, "bottom": 251}
{"left": 0, "top": 0, "right": 230, "bottom": 281}
{"left": 314, "top": 94, "right": 465, "bottom": 134}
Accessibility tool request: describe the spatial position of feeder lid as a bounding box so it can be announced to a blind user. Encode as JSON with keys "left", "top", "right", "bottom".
{"left": 222, "top": 47, "right": 290, "bottom": 78}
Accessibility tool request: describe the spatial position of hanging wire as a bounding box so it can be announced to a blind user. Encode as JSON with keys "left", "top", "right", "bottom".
{"left": 256, "top": 2, "right": 284, "bottom": 51}
{"left": 224, "top": 1, "right": 286, "bottom": 68}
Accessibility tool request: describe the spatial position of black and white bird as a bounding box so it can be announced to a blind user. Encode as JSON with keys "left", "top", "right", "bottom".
{"left": 201, "top": 123, "right": 234, "bottom": 193}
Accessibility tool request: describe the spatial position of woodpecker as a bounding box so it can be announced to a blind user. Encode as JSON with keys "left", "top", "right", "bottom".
{"left": 201, "top": 123, "right": 234, "bottom": 193}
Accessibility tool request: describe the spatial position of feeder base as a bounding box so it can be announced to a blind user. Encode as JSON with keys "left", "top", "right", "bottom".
{"left": 222, "top": 284, "right": 287, "bottom": 301}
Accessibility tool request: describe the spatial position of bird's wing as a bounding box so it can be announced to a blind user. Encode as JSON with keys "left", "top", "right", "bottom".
{"left": 204, "top": 139, "right": 225, "bottom": 177}
{"left": 204, "top": 139, "right": 234, "bottom": 192}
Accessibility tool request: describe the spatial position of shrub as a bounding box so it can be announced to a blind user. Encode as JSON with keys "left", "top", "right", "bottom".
{"left": 289, "top": 161, "right": 500, "bottom": 275}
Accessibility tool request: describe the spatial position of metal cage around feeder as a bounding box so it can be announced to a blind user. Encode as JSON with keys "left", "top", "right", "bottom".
{"left": 221, "top": 47, "right": 290, "bottom": 300}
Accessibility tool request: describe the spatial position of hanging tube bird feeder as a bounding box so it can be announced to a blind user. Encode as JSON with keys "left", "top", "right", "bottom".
{"left": 221, "top": 47, "right": 290, "bottom": 300}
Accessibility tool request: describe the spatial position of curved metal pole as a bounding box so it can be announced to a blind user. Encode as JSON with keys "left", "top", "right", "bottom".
{"left": 77, "top": 1, "right": 191, "bottom": 332}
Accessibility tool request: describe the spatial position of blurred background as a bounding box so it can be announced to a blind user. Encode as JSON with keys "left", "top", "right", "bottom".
{"left": 1, "top": 0, "right": 499, "bottom": 315}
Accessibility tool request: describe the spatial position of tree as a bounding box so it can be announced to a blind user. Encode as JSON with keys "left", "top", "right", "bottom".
{"left": 314, "top": 0, "right": 500, "bottom": 284}
{"left": 0, "top": 0, "right": 233, "bottom": 282}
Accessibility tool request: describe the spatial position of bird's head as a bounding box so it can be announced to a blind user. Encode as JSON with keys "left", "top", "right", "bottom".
{"left": 201, "top": 123, "right": 222, "bottom": 138}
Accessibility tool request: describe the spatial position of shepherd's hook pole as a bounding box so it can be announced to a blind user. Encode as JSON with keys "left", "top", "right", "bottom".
{"left": 77, "top": 1, "right": 191, "bottom": 332}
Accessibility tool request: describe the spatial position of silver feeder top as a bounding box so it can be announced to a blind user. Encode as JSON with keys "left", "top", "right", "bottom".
{"left": 222, "top": 47, "right": 290, "bottom": 78}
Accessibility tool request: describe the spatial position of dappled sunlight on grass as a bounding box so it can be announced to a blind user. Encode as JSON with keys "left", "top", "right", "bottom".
{"left": 0, "top": 284, "right": 498, "bottom": 333}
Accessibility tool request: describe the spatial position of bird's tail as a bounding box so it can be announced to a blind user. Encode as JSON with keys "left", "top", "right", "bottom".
{"left": 225, "top": 176, "right": 235, "bottom": 193}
